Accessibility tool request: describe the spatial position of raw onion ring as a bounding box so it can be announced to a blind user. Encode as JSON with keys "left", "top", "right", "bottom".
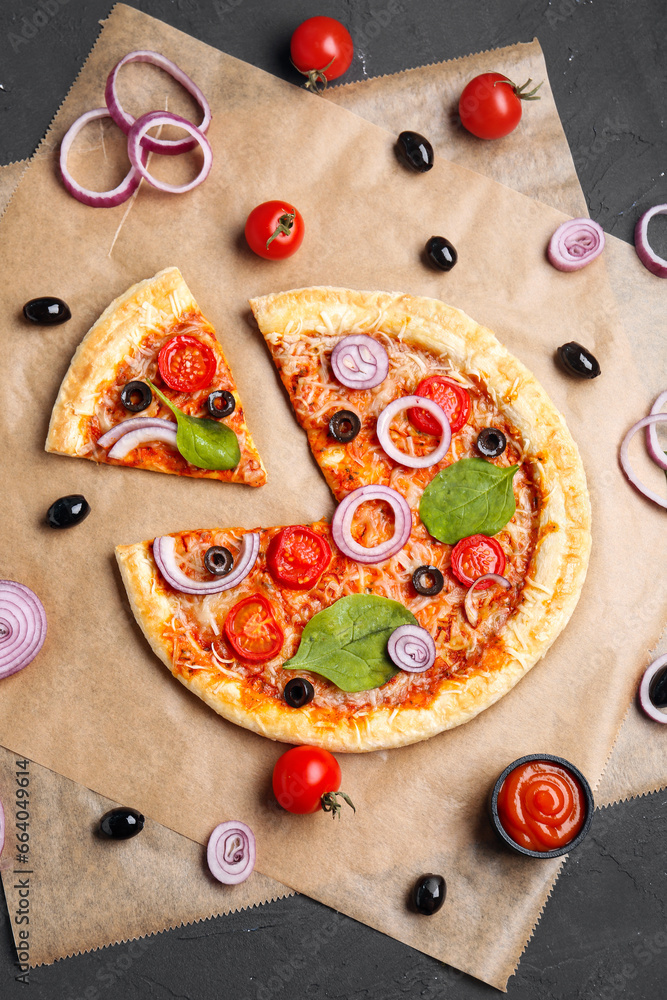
{"left": 547, "top": 218, "right": 605, "bottom": 272}
{"left": 634, "top": 204, "right": 667, "bottom": 278}
{"left": 619, "top": 413, "right": 667, "bottom": 508}
{"left": 97, "top": 416, "right": 174, "bottom": 448}
{"left": 107, "top": 425, "right": 178, "bottom": 459}
{"left": 331, "top": 485, "right": 411, "bottom": 564}
{"left": 207, "top": 820, "right": 255, "bottom": 884}
{"left": 59, "top": 107, "right": 147, "bottom": 208}
{"left": 464, "top": 573, "right": 511, "bottom": 628}
{"left": 638, "top": 654, "right": 667, "bottom": 724}
{"left": 387, "top": 624, "right": 435, "bottom": 673}
{"left": 646, "top": 390, "right": 667, "bottom": 471}
{"left": 105, "top": 49, "right": 211, "bottom": 155}
{"left": 0, "top": 580, "right": 47, "bottom": 680}
{"left": 127, "top": 112, "right": 213, "bottom": 194}
{"left": 153, "top": 533, "right": 260, "bottom": 595}
{"left": 330, "top": 335, "right": 389, "bottom": 389}
{"left": 376, "top": 395, "right": 451, "bottom": 469}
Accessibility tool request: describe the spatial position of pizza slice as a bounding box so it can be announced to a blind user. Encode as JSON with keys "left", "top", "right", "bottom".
{"left": 46, "top": 267, "right": 266, "bottom": 486}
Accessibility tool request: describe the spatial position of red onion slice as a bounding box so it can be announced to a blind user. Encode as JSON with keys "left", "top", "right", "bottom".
{"left": 0, "top": 581, "right": 47, "bottom": 680}
{"left": 97, "top": 417, "right": 174, "bottom": 449}
{"left": 127, "top": 112, "right": 212, "bottom": 194}
{"left": 376, "top": 395, "right": 451, "bottom": 469}
{"left": 153, "top": 533, "right": 260, "bottom": 595}
{"left": 619, "top": 413, "right": 667, "bottom": 508}
{"left": 464, "top": 573, "right": 511, "bottom": 628}
{"left": 387, "top": 624, "right": 436, "bottom": 673}
{"left": 331, "top": 485, "right": 411, "bottom": 564}
{"left": 331, "top": 335, "right": 389, "bottom": 389}
{"left": 207, "top": 820, "right": 255, "bottom": 884}
{"left": 634, "top": 204, "right": 667, "bottom": 278}
{"left": 638, "top": 654, "right": 667, "bottom": 724}
{"left": 547, "top": 218, "right": 605, "bottom": 271}
{"left": 107, "top": 425, "right": 178, "bottom": 459}
{"left": 105, "top": 49, "right": 212, "bottom": 155}
{"left": 59, "top": 108, "right": 147, "bottom": 208}
{"left": 646, "top": 391, "right": 667, "bottom": 471}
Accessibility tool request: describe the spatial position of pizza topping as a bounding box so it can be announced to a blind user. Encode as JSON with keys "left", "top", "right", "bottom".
{"left": 411, "top": 565, "right": 444, "bottom": 597}
{"left": 634, "top": 204, "right": 667, "bottom": 278}
{"left": 23, "top": 296, "right": 71, "bottom": 325}
{"left": 207, "top": 821, "right": 255, "bottom": 884}
{"left": 158, "top": 335, "right": 217, "bottom": 393}
{"left": 548, "top": 219, "right": 605, "bottom": 272}
{"left": 425, "top": 236, "right": 458, "bottom": 271}
{"left": 97, "top": 416, "right": 175, "bottom": 449}
{"left": 46, "top": 494, "right": 91, "bottom": 529}
{"left": 387, "top": 624, "right": 436, "bottom": 673}
{"left": 283, "top": 677, "right": 315, "bottom": 708}
{"left": 332, "top": 485, "right": 412, "bottom": 564}
{"left": 148, "top": 381, "right": 241, "bottom": 470}
{"left": 272, "top": 746, "right": 355, "bottom": 818}
{"left": 59, "top": 107, "right": 148, "bottom": 208}
{"left": 203, "top": 546, "right": 234, "bottom": 577}
{"left": 223, "top": 594, "right": 283, "bottom": 663}
{"left": 476, "top": 427, "right": 507, "bottom": 458}
{"left": 464, "top": 573, "right": 511, "bottom": 628}
{"left": 0, "top": 581, "right": 47, "bottom": 681}
{"left": 100, "top": 807, "right": 145, "bottom": 840}
{"left": 127, "top": 111, "right": 213, "bottom": 195}
{"left": 396, "top": 131, "right": 434, "bottom": 172}
{"left": 413, "top": 874, "right": 446, "bottom": 915}
{"left": 377, "top": 395, "right": 451, "bottom": 469}
{"left": 107, "top": 423, "right": 178, "bottom": 460}
{"left": 420, "top": 458, "right": 518, "bottom": 545}
{"left": 153, "top": 532, "right": 260, "bottom": 595}
{"left": 620, "top": 412, "right": 667, "bottom": 508}
{"left": 408, "top": 376, "right": 471, "bottom": 435}
{"left": 496, "top": 760, "right": 587, "bottom": 853}
{"left": 330, "top": 335, "right": 389, "bottom": 390}
{"left": 328, "top": 409, "right": 361, "bottom": 443}
{"left": 205, "top": 390, "right": 235, "bottom": 419}
{"left": 557, "top": 342, "right": 601, "bottom": 379}
{"left": 267, "top": 526, "right": 332, "bottom": 590}
{"left": 638, "top": 654, "right": 667, "bottom": 723}
{"left": 120, "top": 381, "right": 152, "bottom": 412}
{"left": 451, "top": 535, "right": 506, "bottom": 589}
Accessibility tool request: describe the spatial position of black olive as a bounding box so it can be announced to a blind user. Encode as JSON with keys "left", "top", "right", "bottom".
{"left": 328, "top": 409, "right": 361, "bottom": 443}
{"left": 120, "top": 381, "right": 152, "bottom": 412}
{"left": 557, "top": 342, "right": 601, "bottom": 379}
{"left": 204, "top": 546, "right": 234, "bottom": 576}
{"left": 477, "top": 427, "right": 507, "bottom": 458}
{"left": 206, "top": 390, "right": 235, "bottom": 419}
{"left": 46, "top": 494, "right": 90, "bottom": 529}
{"left": 412, "top": 565, "right": 444, "bottom": 597}
{"left": 425, "top": 236, "right": 458, "bottom": 272}
{"left": 396, "top": 130, "right": 434, "bottom": 172}
{"left": 412, "top": 873, "right": 446, "bottom": 915}
{"left": 650, "top": 667, "right": 667, "bottom": 709}
{"left": 100, "top": 807, "right": 145, "bottom": 840}
{"left": 23, "top": 296, "right": 71, "bottom": 325}
{"left": 284, "top": 677, "right": 315, "bottom": 708}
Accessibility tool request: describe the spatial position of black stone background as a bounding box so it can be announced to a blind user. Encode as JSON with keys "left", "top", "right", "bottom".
{"left": 0, "top": 1, "right": 665, "bottom": 997}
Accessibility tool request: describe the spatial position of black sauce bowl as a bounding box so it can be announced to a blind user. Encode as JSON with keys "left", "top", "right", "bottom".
{"left": 488, "top": 753, "right": 594, "bottom": 859}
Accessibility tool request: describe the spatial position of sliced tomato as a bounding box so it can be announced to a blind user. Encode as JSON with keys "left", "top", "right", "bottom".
{"left": 223, "top": 594, "right": 283, "bottom": 662}
{"left": 450, "top": 534, "right": 506, "bottom": 589}
{"left": 408, "top": 376, "right": 471, "bottom": 435}
{"left": 267, "top": 526, "right": 332, "bottom": 590}
{"left": 157, "top": 334, "right": 217, "bottom": 393}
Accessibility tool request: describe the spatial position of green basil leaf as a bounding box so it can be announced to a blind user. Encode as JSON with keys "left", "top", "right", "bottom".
{"left": 419, "top": 457, "right": 518, "bottom": 544}
{"left": 148, "top": 381, "right": 240, "bottom": 471}
{"left": 283, "top": 594, "right": 417, "bottom": 692}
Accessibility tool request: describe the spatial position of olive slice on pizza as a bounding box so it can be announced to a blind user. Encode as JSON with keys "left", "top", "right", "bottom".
{"left": 46, "top": 267, "right": 266, "bottom": 486}
{"left": 117, "top": 287, "right": 590, "bottom": 752}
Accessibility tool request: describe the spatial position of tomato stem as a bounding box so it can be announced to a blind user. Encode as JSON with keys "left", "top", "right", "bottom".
{"left": 291, "top": 56, "right": 335, "bottom": 94}
{"left": 320, "top": 790, "right": 356, "bottom": 819}
{"left": 265, "top": 211, "right": 296, "bottom": 250}
{"left": 494, "top": 76, "right": 543, "bottom": 101}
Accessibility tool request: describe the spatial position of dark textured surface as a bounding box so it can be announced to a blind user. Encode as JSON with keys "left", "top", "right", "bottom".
{"left": 0, "top": 1, "right": 665, "bottom": 996}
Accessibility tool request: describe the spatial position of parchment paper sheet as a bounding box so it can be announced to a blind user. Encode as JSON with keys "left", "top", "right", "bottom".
{"left": 0, "top": 8, "right": 665, "bottom": 989}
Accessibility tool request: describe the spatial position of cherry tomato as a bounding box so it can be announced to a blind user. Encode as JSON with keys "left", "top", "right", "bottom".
{"left": 267, "top": 526, "right": 332, "bottom": 590}
{"left": 272, "top": 745, "right": 355, "bottom": 818}
{"left": 458, "top": 73, "right": 542, "bottom": 140}
{"left": 290, "top": 16, "right": 354, "bottom": 91}
{"left": 244, "top": 201, "right": 305, "bottom": 261}
{"left": 408, "top": 376, "right": 471, "bottom": 435}
{"left": 157, "top": 335, "right": 217, "bottom": 393}
{"left": 223, "top": 594, "right": 283, "bottom": 662}
{"left": 450, "top": 535, "right": 506, "bottom": 590}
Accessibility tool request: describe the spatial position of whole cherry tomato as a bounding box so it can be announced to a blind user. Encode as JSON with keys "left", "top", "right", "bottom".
{"left": 450, "top": 534, "right": 506, "bottom": 590}
{"left": 408, "top": 376, "right": 471, "bottom": 435}
{"left": 244, "top": 201, "right": 305, "bottom": 260}
{"left": 290, "top": 16, "right": 354, "bottom": 91}
{"left": 223, "top": 594, "right": 283, "bottom": 662}
{"left": 458, "top": 73, "right": 542, "bottom": 140}
{"left": 267, "top": 526, "right": 332, "bottom": 590}
{"left": 272, "top": 745, "right": 355, "bottom": 818}
{"left": 157, "top": 335, "right": 217, "bottom": 393}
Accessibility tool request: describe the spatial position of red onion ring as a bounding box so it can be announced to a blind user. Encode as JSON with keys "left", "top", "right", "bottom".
{"left": 207, "top": 820, "right": 256, "bottom": 884}
{"left": 547, "top": 218, "right": 605, "bottom": 271}
{"left": 619, "top": 413, "right": 667, "bottom": 508}
{"left": 107, "top": 425, "right": 178, "bottom": 460}
{"left": 331, "top": 485, "right": 411, "bottom": 564}
{"left": 127, "top": 112, "right": 212, "bottom": 194}
{"left": 376, "top": 395, "right": 451, "bottom": 469}
{"left": 638, "top": 654, "right": 667, "bottom": 724}
{"left": 105, "top": 50, "right": 212, "bottom": 156}
{"left": 0, "top": 581, "right": 47, "bottom": 680}
{"left": 646, "top": 391, "right": 667, "bottom": 471}
{"left": 464, "top": 573, "right": 511, "bottom": 628}
{"left": 331, "top": 335, "right": 389, "bottom": 389}
{"left": 387, "top": 624, "right": 435, "bottom": 673}
{"left": 153, "top": 533, "right": 260, "bottom": 595}
{"left": 59, "top": 107, "right": 147, "bottom": 208}
{"left": 97, "top": 417, "right": 175, "bottom": 449}
{"left": 634, "top": 204, "right": 667, "bottom": 278}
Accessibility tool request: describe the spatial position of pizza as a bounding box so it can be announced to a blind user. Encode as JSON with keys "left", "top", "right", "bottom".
{"left": 116, "top": 287, "right": 591, "bottom": 752}
{"left": 45, "top": 267, "right": 266, "bottom": 486}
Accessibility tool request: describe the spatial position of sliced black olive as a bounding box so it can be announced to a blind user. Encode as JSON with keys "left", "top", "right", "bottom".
{"left": 284, "top": 677, "right": 315, "bottom": 708}
{"left": 328, "top": 409, "right": 361, "bottom": 443}
{"left": 204, "top": 546, "right": 234, "bottom": 576}
{"left": 557, "top": 342, "right": 601, "bottom": 379}
{"left": 120, "top": 381, "right": 152, "bottom": 412}
{"left": 46, "top": 494, "right": 90, "bottom": 529}
{"left": 412, "top": 565, "right": 444, "bottom": 597}
{"left": 425, "top": 236, "right": 458, "bottom": 272}
{"left": 396, "top": 130, "right": 434, "bottom": 172}
{"left": 412, "top": 873, "right": 446, "bottom": 915}
{"left": 206, "top": 390, "right": 235, "bottom": 419}
{"left": 100, "top": 807, "right": 145, "bottom": 840}
{"left": 477, "top": 427, "right": 507, "bottom": 458}
{"left": 23, "top": 296, "right": 71, "bottom": 325}
{"left": 650, "top": 667, "right": 667, "bottom": 709}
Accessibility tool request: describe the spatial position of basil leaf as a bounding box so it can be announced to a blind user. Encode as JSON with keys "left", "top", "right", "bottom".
{"left": 148, "top": 381, "right": 240, "bottom": 471}
{"left": 419, "top": 457, "right": 518, "bottom": 544}
{"left": 283, "top": 594, "right": 417, "bottom": 692}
